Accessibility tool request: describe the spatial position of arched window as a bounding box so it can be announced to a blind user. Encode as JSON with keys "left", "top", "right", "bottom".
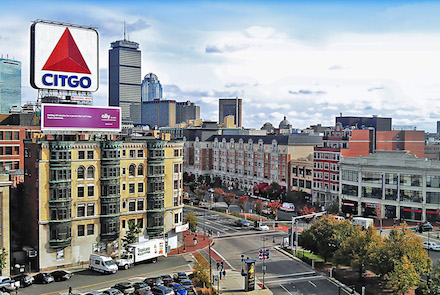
{"left": 129, "top": 164, "right": 136, "bottom": 176}
{"left": 77, "top": 166, "right": 85, "bottom": 179}
{"left": 137, "top": 164, "right": 144, "bottom": 176}
{"left": 87, "top": 166, "right": 95, "bottom": 179}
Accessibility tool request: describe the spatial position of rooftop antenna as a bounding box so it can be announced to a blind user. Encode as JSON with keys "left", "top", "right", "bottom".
{"left": 123, "top": 20, "right": 127, "bottom": 41}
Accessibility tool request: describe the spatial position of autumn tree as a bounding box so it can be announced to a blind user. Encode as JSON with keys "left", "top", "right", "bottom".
{"left": 0, "top": 249, "right": 7, "bottom": 271}
{"left": 334, "top": 226, "right": 382, "bottom": 280}
{"left": 185, "top": 211, "right": 198, "bottom": 232}
{"left": 387, "top": 256, "right": 420, "bottom": 295}
{"left": 254, "top": 199, "right": 264, "bottom": 215}
{"left": 299, "top": 205, "right": 316, "bottom": 223}
{"left": 223, "top": 193, "right": 235, "bottom": 213}
{"left": 213, "top": 188, "right": 224, "bottom": 203}
{"left": 236, "top": 195, "right": 249, "bottom": 212}
{"left": 194, "top": 188, "right": 206, "bottom": 203}
{"left": 417, "top": 259, "right": 440, "bottom": 294}
{"left": 266, "top": 201, "right": 281, "bottom": 220}
{"left": 370, "top": 226, "right": 431, "bottom": 278}
{"left": 301, "top": 215, "right": 354, "bottom": 262}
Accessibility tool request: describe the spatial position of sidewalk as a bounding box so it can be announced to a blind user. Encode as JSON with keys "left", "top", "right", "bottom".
{"left": 215, "top": 269, "right": 272, "bottom": 295}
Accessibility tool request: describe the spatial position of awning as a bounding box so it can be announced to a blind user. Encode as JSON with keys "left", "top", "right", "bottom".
{"left": 427, "top": 209, "right": 439, "bottom": 214}
{"left": 403, "top": 208, "right": 422, "bottom": 213}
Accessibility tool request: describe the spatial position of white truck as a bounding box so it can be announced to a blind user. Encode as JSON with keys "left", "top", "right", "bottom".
{"left": 89, "top": 254, "right": 118, "bottom": 274}
{"left": 116, "top": 238, "right": 167, "bottom": 269}
{"left": 351, "top": 217, "right": 374, "bottom": 229}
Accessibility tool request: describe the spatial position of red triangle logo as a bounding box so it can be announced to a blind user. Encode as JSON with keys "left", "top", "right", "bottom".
{"left": 42, "top": 28, "right": 91, "bottom": 74}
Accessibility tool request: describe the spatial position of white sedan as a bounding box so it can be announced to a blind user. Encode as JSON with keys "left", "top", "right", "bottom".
{"left": 256, "top": 225, "right": 270, "bottom": 231}
{"left": 423, "top": 241, "right": 440, "bottom": 251}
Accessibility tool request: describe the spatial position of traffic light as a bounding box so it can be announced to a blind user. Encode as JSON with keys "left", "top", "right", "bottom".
{"left": 265, "top": 249, "right": 270, "bottom": 260}
{"left": 258, "top": 249, "right": 263, "bottom": 260}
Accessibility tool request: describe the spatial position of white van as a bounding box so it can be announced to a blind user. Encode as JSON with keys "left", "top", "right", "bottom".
{"left": 89, "top": 254, "right": 118, "bottom": 274}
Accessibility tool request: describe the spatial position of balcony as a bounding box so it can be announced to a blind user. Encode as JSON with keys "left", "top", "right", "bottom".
{"left": 48, "top": 237, "right": 72, "bottom": 249}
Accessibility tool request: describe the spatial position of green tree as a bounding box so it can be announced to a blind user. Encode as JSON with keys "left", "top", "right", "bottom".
{"left": 0, "top": 249, "right": 7, "bottom": 271}
{"left": 185, "top": 211, "right": 198, "bottom": 232}
{"left": 301, "top": 215, "right": 354, "bottom": 262}
{"left": 254, "top": 199, "right": 264, "bottom": 215}
{"left": 387, "top": 256, "right": 420, "bottom": 295}
{"left": 122, "top": 220, "right": 141, "bottom": 246}
{"left": 223, "top": 193, "right": 235, "bottom": 212}
{"left": 195, "top": 188, "right": 206, "bottom": 203}
{"left": 334, "top": 226, "right": 382, "bottom": 280}
{"left": 370, "top": 225, "right": 431, "bottom": 277}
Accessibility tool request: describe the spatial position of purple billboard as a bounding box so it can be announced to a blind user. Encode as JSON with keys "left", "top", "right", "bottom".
{"left": 42, "top": 104, "right": 121, "bottom": 132}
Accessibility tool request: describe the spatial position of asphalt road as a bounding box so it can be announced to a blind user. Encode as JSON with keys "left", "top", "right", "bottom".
{"left": 18, "top": 255, "right": 192, "bottom": 295}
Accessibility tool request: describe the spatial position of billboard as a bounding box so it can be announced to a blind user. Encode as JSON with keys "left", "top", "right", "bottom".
{"left": 41, "top": 104, "right": 121, "bottom": 132}
{"left": 30, "top": 20, "right": 99, "bottom": 92}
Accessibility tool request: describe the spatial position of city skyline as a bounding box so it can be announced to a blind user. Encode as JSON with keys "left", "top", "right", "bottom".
{"left": 1, "top": 0, "right": 440, "bottom": 131}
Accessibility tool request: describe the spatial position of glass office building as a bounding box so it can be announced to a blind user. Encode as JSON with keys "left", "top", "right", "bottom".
{"left": 141, "top": 73, "right": 162, "bottom": 102}
{"left": 0, "top": 59, "right": 21, "bottom": 113}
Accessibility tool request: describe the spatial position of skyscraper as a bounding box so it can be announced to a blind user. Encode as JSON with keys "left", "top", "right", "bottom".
{"left": 219, "top": 97, "right": 242, "bottom": 127}
{"left": 108, "top": 40, "right": 141, "bottom": 124}
{"left": 141, "top": 73, "right": 162, "bottom": 102}
{"left": 176, "top": 101, "right": 200, "bottom": 124}
{"left": 0, "top": 58, "right": 21, "bottom": 113}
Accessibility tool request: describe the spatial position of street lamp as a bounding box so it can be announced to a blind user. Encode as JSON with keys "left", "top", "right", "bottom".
{"left": 262, "top": 237, "right": 267, "bottom": 289}
{"left": 241, "top": 254, "right": 245, "bottom": 276}
{"left": 183, "top": 233, "right": 186, "bottom": 251}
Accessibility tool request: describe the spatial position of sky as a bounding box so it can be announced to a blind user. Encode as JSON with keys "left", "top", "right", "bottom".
{"left": 1, "top": 0, "right": 440, "bottom": 131}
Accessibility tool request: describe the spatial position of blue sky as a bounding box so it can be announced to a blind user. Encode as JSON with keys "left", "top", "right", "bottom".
{"left": 2, "top": 0, "right": 440, "bottom": 131}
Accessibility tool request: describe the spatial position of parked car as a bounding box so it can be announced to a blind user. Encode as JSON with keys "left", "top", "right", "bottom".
{"left": 33, "top": 273, "right": 54, "bottom": 284}
{"left": 12, "top": 273, "right": 34, "bottom": 287}
{"left": 50, "top": 270, "right": 73, "bottom": 281}
{"left": 151, "top": 285, "right": 175, "bottom": 295}
{"left": 256, "top": 224, "right": 269, "bottom": 231}
{"left": 172, "top": 273, "right": 189, "bottom": 283}
{"left": 179, "top": 279, "right": 193, "bottom": 290}
{"left": 0, "top": 276, "right": 19, "bottom": 292}
{"left": 113, "top": 282, "right": 135, "bottom": 294}
{"left": 419, "top": 222, "right": 434, "bottom": 232}
{"left": 133, "top": 282, "right": 151, "bottom": 295}
{"left": 160, "top": 275, "right": 173, "bottom": 286}
{"left": 144, "top": 277, "right": 163, "bottom": 287}
{"left": 235, "top": 219, "right": 250, "bottom": 227}
{"left": 423, "top": 241, "right": 440, "bottom": 251}
{"left": 168, "top": 283, "right": 187, "bottom": 295}
{"left": 85, "top": 292, "right": 105, "bottom": 295}
{"left": 103, "top": 289, "right": 123, "bottom": 295}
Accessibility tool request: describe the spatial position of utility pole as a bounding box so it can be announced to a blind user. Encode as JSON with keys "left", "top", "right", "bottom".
{"left": 209, "top": 238, "right": 212, "bottom": 288}
{"left": 295, "top": 219, "right": 299, "bottom": 255}
{"left": 262, "top": 237, "right": 266, "bottom": 289}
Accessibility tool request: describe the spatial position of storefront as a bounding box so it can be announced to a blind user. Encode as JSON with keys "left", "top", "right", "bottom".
{"left": 400, "top": 207, "right": 422, "bottom": 222}
{"left": 426, "top": 209, "right": 439, "bottom": 223}
{"left": 362, "top": 202, "right": 377, "bottom": 217}
{"left": 385, "top": 205, "right": 396, "bottom": 219}
{"left": 341, "top": 199, "right": 358, "bottom": 215}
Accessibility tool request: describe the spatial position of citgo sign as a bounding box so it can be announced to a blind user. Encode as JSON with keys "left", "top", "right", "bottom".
{"left": 30, "top": 20, "right": 99, "bottom": 92}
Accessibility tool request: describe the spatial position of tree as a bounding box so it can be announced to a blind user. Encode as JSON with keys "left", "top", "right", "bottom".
{"left": 301, "top": 215, "right": 354, "bottom": 262}
{"left": 0, "top": 249, "right": 7, "bottom": 271}
{"left": 387, "top": 256, "right": 420, "bottom": 295}
{"left": 334, "top": 226, "right": 382, "bottom": 280}
{"left": 266, "top": 201, "right": 281, "bottom": 220}
{"left": 370, "top": 225, "right": 431, "bottom": 278}
{"left": 299, "top": 205, "right": 316, "bottom": 223}
{"left": 374, "top": 203, "right": 383, "bottom": 231}
{"left": 213, "top": 188, "right": 224, "bottom": 203}
{"left": 266, "top": 182, "right": 281, "bottom": 200}
{"left": 236, "top": 196, "right": 249, "bottom": 212}
{"left": 254, "top": 200, "right": 264, "bottom": 215}
{"left": 194, "top": 188, "right": 205, "bottom": 203}
{"left": 122, "top": 220, "right": 141, "bottom": 247}
{"left": 223, "top": 193, "right": 235, "bottom": 212}
{"left": 185, "top": 211, "right": 198, "bottom": 232}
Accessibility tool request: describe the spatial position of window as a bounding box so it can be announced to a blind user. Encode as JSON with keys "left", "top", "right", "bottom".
{"left": 137, "top": 218, "right": 143, "bottom": 228}
{"left": 122, "top": 183, "right": 126, "bottom": 191}
{"left": 122, "top": 150, "right": 126, "bottom": 157}
{"left": 137, "top": 199, "right": 144, "bottom": 211}
{"left": 175, "top": 213, "right": 179, "bottom": 224}
{"left": 130, "top": 150, "right": 135, "bottom": 158}
{"left": 129, "top": 201, "right": 136, "bottom": 212}
{"left": 174, "top": 149, "right": 179, "bottom": 157}
{"left": 5, "top": 131, "right": 12, "bottom": 140}
{"left": 137, "top": 164, "right": 144, "bottom": 176}
{"left": 427, "top": 175, "right": 440, "bottom": 188}
{"left": 87, "top": 151, "right": 94, "bottom": 159}
{"left": 78, "top": 186, "right": 85, "bottom": 198}
{"left": 88, "top": 186, "right": 94, "bottom": 197}
{"left": 122, "top": 168, "right": 126, "bottom": 175}
{"left": 87, "top": 166, "right": 94, "bottom": 179}
{"left": 137, "top": 150, "right": 143, "bottom": 157}
{"left": 5, "top": 147, "right": 12, "bottom": 155}
{"left": 14, "top": 131, "right": 19, "bottom": 140}
{"left": 87, "top": 224, "right": 94, "bottom": 235}
{"left": 129, "top": 183, "right": 135, "bottom": 194}
{"left": 78, "top": 225, "right": 85, "bottom": 237}
{"left": 14, "top": 146, "right": 19, "bottom": 154}
{"left": 138, "top": 182, "right": 144, "bottom": 193}
{"left": 174, "top": 180, "right": 179, "bottom": 190}
{"left": 87, "top": 204, "right": 95, "bottom": 216}
{"left": 122, "top": 220, "right": 126, "bottom": 229}
{"left": 77, "top": 205, "right": 85, "bottom": 217}
{"left": 77, "top": 166, "right": 85, "bottom": 179}
{"left": 129, "top": 165, "right": 135, "bottom": 176}
{"left": 78, "top": 151, "right": 85, "bottom": 159}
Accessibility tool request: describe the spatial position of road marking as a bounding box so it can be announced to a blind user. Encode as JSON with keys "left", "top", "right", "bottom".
{"left": 263, "top": 275, "right": 324, "bottom": 284}
{"left": 264, "top": 272, "right": 316, "bottom": 279}
{"left": 40, "top": 264, "right": 190, "bottom": 295}
{"left": 280, "top": 283, "right": 293, "bottom": 295}
{"left": 326, "top": 278, "right": 352, "bottom": 294}
{"left": 309, "top": 280, "right": 317, "bottom": 287}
